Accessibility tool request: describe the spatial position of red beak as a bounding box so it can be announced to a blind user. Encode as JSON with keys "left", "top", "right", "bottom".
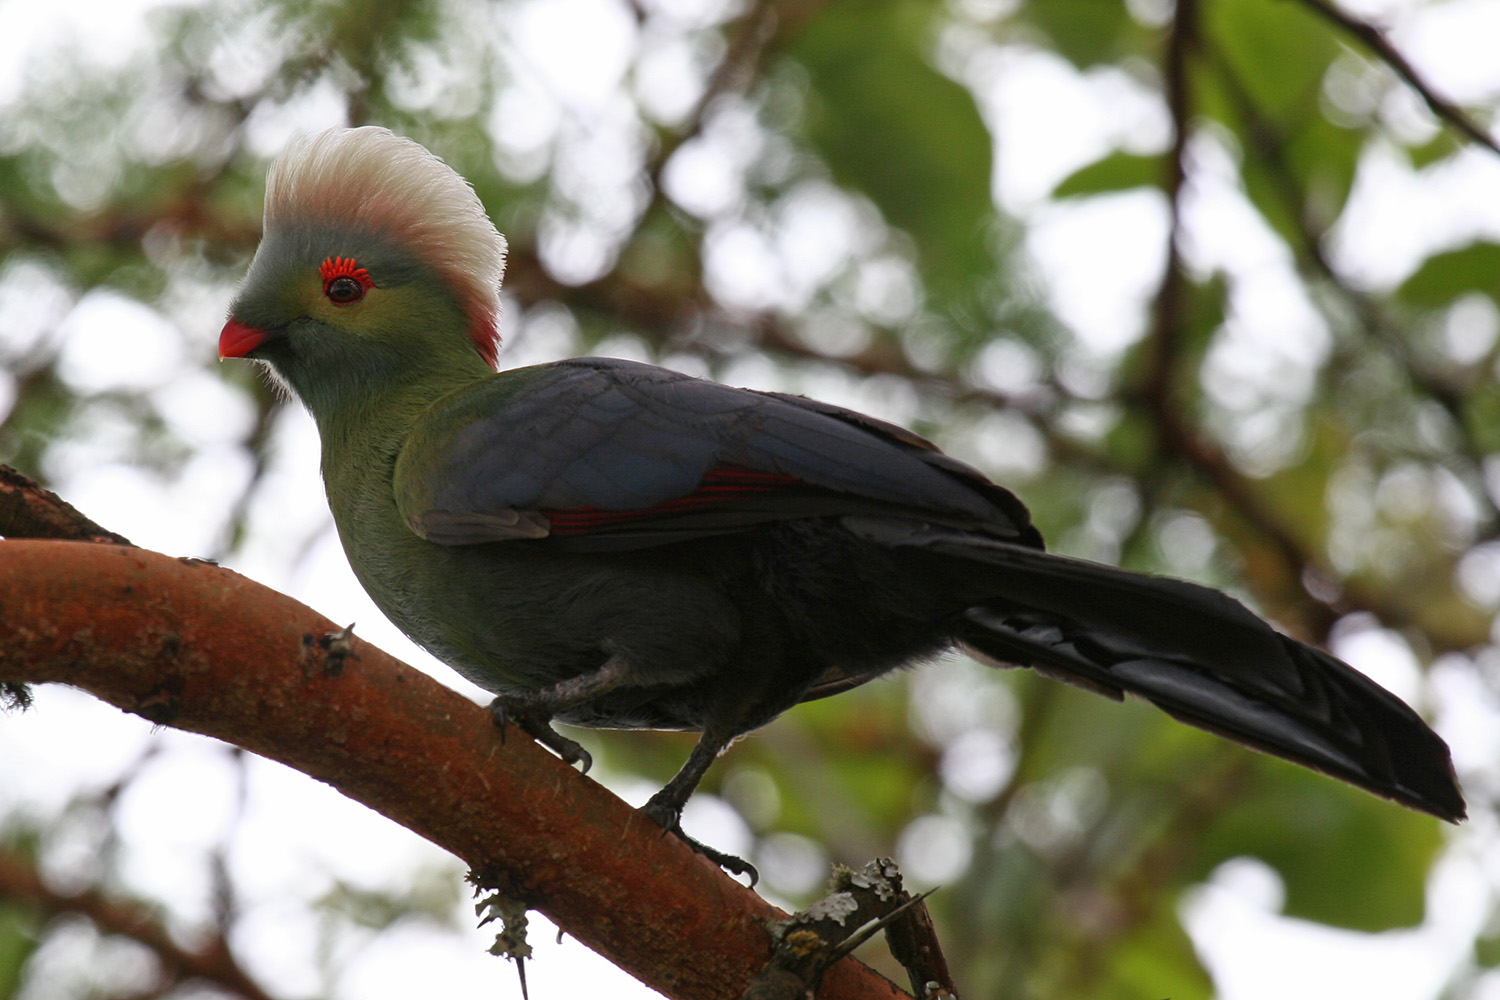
{"left": 219, "top": 318, "right": 268, "bottom": 359}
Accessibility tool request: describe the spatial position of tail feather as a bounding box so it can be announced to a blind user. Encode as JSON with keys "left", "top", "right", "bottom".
{"left": 845, "top": 517, "right": 1466, "bottom": 822}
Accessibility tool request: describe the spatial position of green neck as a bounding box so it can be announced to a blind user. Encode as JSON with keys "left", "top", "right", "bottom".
{"left": 264, "top": 334, "right": 492, "bottom": 516}
{"left": 315, "top": 353, "right": 488, "bottom": 476}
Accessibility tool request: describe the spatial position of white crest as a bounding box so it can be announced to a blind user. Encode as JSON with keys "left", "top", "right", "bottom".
{"left": 264, "top": 127, "right": 508, "bottom": 366}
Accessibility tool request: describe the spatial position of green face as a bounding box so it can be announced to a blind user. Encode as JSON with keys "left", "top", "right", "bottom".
{"left": 225, "top": 222, "right": 482, "bottom": 415}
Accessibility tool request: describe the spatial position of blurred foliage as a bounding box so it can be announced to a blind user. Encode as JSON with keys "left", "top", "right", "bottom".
{"left": 2, "top": 0, "right": 1499, "bottom": 998}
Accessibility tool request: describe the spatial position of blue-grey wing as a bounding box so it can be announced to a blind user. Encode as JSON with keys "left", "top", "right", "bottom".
{"left": 395, "top": 356, "right": 1038, "bottom": 549}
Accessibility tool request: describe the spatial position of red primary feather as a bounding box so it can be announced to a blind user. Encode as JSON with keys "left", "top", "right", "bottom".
{"left": 543, "top": 465, "right": 803, "bottom": 535}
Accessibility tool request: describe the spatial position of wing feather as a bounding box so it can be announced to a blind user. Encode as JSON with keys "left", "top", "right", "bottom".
{"left": 395, "top": 357, "right": 1038, "bottom": 547}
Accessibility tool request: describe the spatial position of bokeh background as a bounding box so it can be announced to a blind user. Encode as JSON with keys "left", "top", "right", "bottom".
{"left": 3, "top": 0, "right": 1500, "bottom": 996}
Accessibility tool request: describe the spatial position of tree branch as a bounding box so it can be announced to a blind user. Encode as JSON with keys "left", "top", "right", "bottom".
{"left": 0, "top": 540, "right": 909, "bottom": 1000}
{"left": 0, "top": 465, "right": 131, "bottom": 544}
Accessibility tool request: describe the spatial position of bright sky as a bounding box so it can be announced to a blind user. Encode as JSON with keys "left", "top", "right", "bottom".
{"left": 3, "top": 0, "right": 1500, "bottom": 997}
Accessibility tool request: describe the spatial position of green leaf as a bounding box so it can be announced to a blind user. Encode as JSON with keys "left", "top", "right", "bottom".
{"left": 0, "top": 901, "right": 39, "bottom": 997}
{"left": 1475, "top": 928, "right": 1500, "bottom": 969}
{"left": 1107, "top": 905, "right": 1214, "bottom": 1000}
{"left": 1397, "top": 241, "right": 1500, "bottom": 307}
{"left": 1465, "top": 383, "right": 1500, "bottom": 452}
{"left": 1026, "top": 0, "right": 1138, "bottom": 68}
{"left": 1201, "top": 0, "right": 1363, "bottom": 244}
{"left": 1406, "top": 131, "right": 1463, "bottom": 170}
{"left": 1052, "top": 151, "right": 1166, "bottom": 198}
{"left": 1255, "top": 414, "right": 1349, "bottom": 554}
{"left": 1192, "top": 759, "right": 1445, "bottom": 931}
{"left": 1229, "top": 111, "right": 1363, "bottom": 248}
{"left": 1206, "top": 0, "right": 1338, "bottom": 120}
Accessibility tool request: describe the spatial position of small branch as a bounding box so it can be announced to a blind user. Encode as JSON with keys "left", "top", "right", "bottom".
{"left": 0, "top": 848, "right": 277, "bottom": 1000}
{"left": 882, "top": 886, "right": 956, "bottom": 999}
{"left": 742, "top": 860, "right": 938, "bottom": 1000}
{"left": 1145, "top": 0, "right": 1196, "bottom": 407}
{"left": 1297, "top": 0, "right": 1500, "bottom": 157}
{"left": 0, "top": 540, "right": 908, "bottom": 1000}
{"left": 0, "top": 464, "right": 131, "bottom": 544}
{"left": 1143, "top": 0, "right": 1309, "bottom": 614}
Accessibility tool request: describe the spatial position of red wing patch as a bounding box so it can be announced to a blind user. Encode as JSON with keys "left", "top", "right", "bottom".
{"left": 542, "top": 465, "right": 804, "bottom": 535}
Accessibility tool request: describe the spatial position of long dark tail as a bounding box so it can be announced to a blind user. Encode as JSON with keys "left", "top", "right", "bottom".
{"left": 848, "top": 517, "right": 1466, "bottom": 822}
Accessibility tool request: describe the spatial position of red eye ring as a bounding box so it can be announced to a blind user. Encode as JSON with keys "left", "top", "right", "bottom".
{"left": 320, "top": 256, "right": 374, "bottom": 304}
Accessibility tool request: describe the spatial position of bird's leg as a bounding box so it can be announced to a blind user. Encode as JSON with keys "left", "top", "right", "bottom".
{"left": 489, "top": 654, "right": 630, "bottom": 773}
{"left": 643, "top": 729, "right": 758, "bottom": 882}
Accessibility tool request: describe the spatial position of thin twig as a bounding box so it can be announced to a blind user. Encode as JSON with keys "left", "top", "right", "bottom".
{"left": 1297, "top": 0, "right": 1500, "bottom": 157}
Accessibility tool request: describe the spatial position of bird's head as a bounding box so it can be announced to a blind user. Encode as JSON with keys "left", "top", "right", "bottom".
{"left": 220, "top": 127, "right": 508, "bottom": 413}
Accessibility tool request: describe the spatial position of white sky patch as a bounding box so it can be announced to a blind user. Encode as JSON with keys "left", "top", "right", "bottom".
{"left": 0, "top": 0, "right": 192, "bottom": 104}
{"left": 772, "top": 182, "right": 871, "bottom": 310}
{"left": 1331, "top": 143, "right": 1500, "bottom": 289}
{"left": 662, "top": 135, "right": 743, "bottom": 217}
{"left": 0, "top": 257, "right": 72, "bottom": 360}
{"left": 1184, "top": 851, "right": 1488, "bottom": 1000}
{"left": 1431, "top": 655, "right": 1500, "bottom": 782}
{"left": 201, "top": 5, "right": 284, "bottom": 101}
{"left": 632, "top": 29, "right": 712, "bottom": 126}
{"left": 661, "top": 98, "right": 764, "bottom": 219}
{"left": 0, "top": 686, "right": 156, "bottom": 820}
{"left": 940, "top": 727, "right": 1017, "bottom": 802}
{"left": 1025, "top": 189, "right": 1168, "bottom": 355}
{"left": 972, "top": 47, "right": 1118, "bottom": 211}
{"left": 634, "top": 0, "right": 741, "bottom": 30}
{"left": 242, "top": 77, "right": 352, "bottom": 157}
{"left": 536, "top": 213, "right": 619, "bottom": 285}
{"left": 152, "top": 370, "right": 259, "bottom": 447}
{"left": 1330, "top": 619, "right": 1423, "bottom": 705}
{"left": 967, "top": 44, "right": 1171, "bottom": 212}
{"left": 1390, "top": 0, "right": 1500, "bottom": 103}
{"left": 507, "top": 0, "right": 638, "bottom": 111}
{"left": 1178, "top": 130, "right": 1295, "bottom": 276}
{"left": 898, "top": 813, "right": 974, "bottom": 887}
{"left": 56, "top": 290, "right": 183, "bottom": 393}
{"left": 489, "top": 80, "right": 560, "bottom": 182}
{"left": 704, "top": 219, "right": 785, "bottom": 311}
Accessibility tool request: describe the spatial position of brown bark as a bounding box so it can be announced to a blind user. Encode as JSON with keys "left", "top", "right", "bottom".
{"left": 0, "top": 539, "right": 908, "bottom": 1000}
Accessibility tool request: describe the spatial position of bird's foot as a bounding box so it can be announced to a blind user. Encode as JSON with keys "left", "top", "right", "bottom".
{"left": 642, "top": 793, "right": 758, "bottom": 885}
{"left": 489, "top": 695, "right": 593, "bottom": 774}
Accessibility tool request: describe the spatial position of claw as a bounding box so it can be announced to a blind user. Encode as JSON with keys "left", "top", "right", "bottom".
{"left": 642, "top": 796, "right": 758, "bottom": 885}
{"left": 489, "top": 695, "right": 592, "bottom": 773}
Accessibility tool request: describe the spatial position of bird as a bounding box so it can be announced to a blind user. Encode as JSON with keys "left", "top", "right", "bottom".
{"left": 219, "top": 126, "right": 1464, "bottom": 874}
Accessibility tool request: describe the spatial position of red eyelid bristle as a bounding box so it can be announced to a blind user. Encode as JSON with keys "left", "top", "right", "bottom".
{"left": 319, "top": 256, "right": 374, "bottom": 290}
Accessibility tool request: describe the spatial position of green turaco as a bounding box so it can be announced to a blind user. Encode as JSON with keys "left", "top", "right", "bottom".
{"left": 220, "top": 126, "right": 1464, "bottom": 873}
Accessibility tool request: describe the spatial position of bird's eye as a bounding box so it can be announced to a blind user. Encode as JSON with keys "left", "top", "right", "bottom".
{"left": 319, "top": 256, "right": 374, "bottom": 306}
{"left": 326, "top": 276, "right": 365, "bottom": 304}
